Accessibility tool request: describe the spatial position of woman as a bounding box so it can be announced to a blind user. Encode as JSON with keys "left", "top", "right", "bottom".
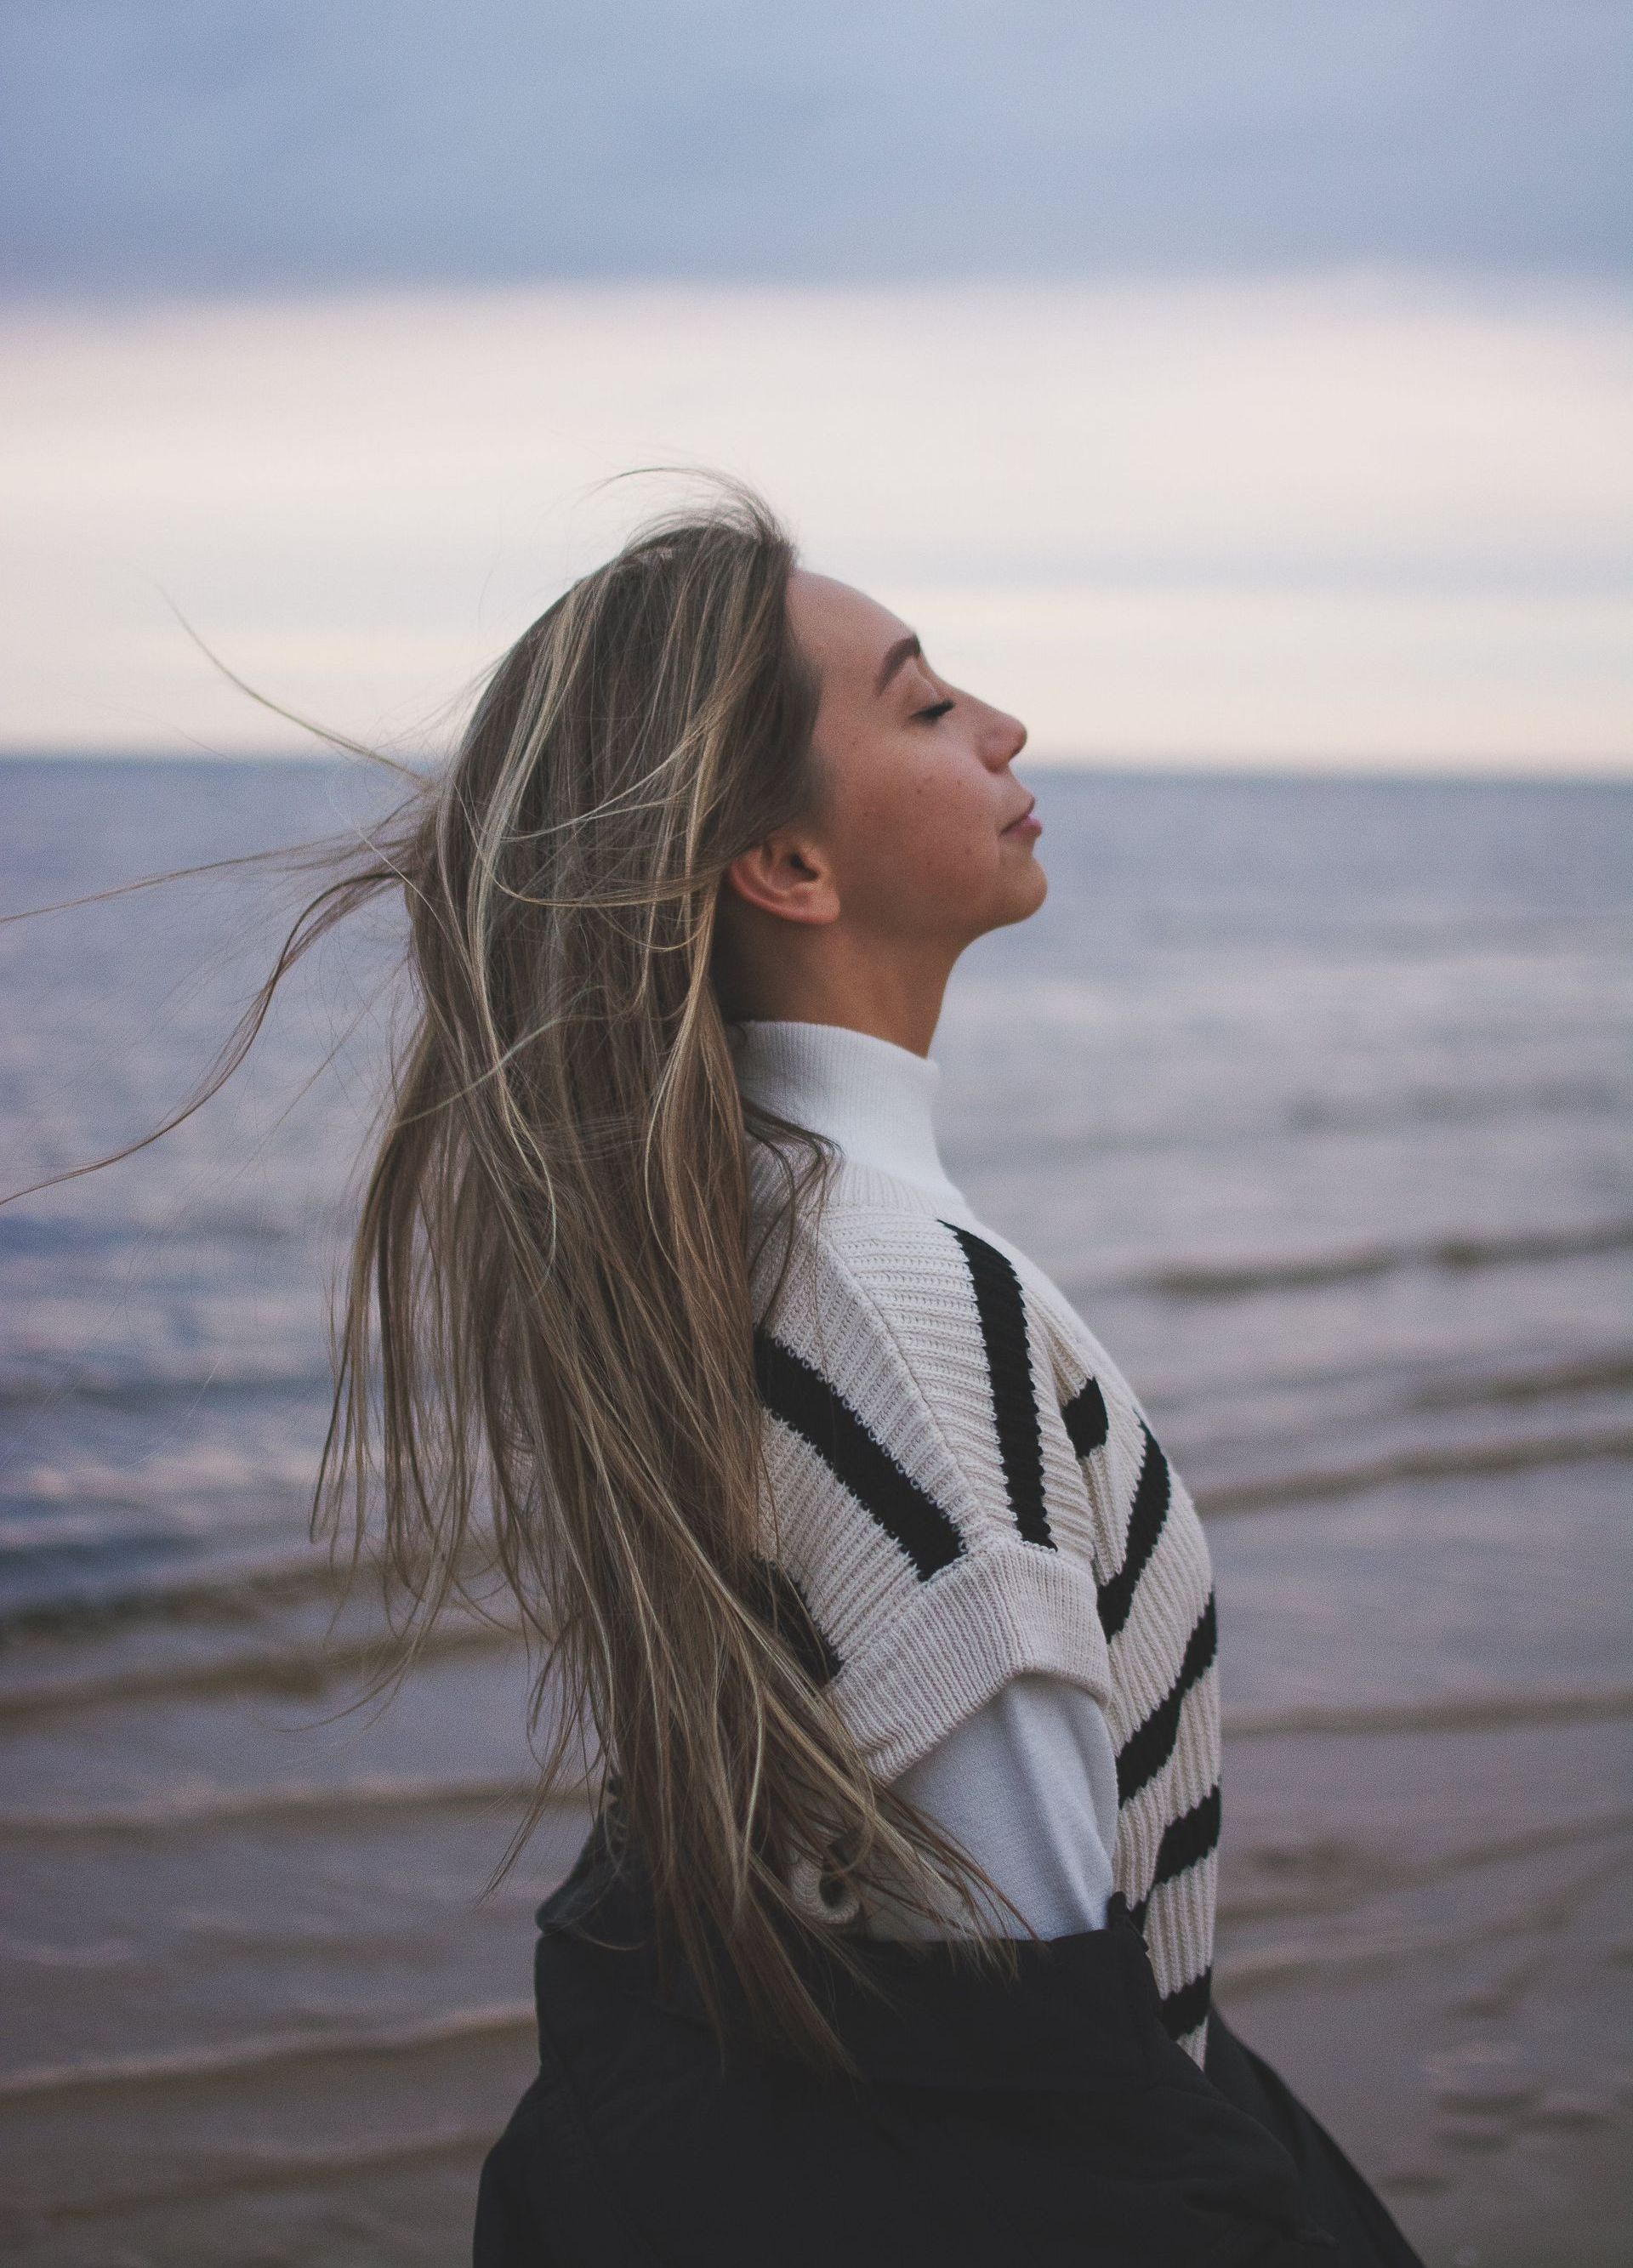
{"left": 83, "top": 479, "right": 1423, "bottom": 2263}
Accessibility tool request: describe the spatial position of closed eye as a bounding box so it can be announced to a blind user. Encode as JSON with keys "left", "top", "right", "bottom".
{"left": 914, "top": 699, "right": 954, "bottom": 723}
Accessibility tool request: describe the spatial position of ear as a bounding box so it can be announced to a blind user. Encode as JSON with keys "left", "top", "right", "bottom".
{"left": 720, "top": 830, "right": 841, "bottom": 927}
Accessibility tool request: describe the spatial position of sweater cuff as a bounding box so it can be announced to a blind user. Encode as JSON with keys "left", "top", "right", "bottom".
{"left": 828, "top": 1543, "right": 1112, "bottom": 1785}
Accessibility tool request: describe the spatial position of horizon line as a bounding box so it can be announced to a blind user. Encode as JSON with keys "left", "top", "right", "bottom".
{"left": 3, "top": 747, "right": 1630, "bottom": 788}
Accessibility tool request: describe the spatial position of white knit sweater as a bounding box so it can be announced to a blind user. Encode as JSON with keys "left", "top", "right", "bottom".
{"left": 731, "top": 1017, "right": 1221, "bottom": 2066}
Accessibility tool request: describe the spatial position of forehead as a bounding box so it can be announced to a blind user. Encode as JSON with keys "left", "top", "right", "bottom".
{"left": 786, "top": 570, "right": 911, "bottom": 691}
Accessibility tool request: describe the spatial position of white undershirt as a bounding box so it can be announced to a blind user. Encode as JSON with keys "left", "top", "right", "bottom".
{"left": 730, "top": 1016, "right": 1119, "bottom": 1940}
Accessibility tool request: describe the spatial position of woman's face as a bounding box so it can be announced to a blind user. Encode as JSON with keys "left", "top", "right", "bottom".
{"left": 781, "top": 569, "right": 1045, "bottom": 952}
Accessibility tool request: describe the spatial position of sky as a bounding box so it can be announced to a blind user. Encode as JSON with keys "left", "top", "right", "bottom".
{"left": 1, "top": 1, "right": 1629, "bottom": 769}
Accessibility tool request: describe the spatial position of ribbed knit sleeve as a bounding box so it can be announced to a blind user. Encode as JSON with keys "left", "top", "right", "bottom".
{"left": 751, "top": 1203, "right": 1113, "bottom": 1788}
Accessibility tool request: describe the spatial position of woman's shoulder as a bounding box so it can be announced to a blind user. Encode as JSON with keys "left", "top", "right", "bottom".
{"left": 748, "top": 1147, "right": 1151, "bottom": 1441}
{"left": 749, "top": 1162, "right": 1197, "bottom": 1583}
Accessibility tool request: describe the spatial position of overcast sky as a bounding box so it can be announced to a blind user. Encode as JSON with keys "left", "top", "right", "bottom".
{"left": 4, "top": 0, "right": 1630, "bottom": 293}
{"left": 1, "top": 3, "right": 1628, "bottom": 769}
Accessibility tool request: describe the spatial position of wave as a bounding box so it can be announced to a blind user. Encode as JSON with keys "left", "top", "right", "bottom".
{"left": 1224, "top": 1685, "right": 1633, "bottom": 1739}
{"left": 41, "top": 2124, "right": 498, "bottom": 2226}
{"left": 954, "top": 1072, "right": 1631, "bottom": 1174}
{"left": 0, "top": 1611, "right": 522, "bottom": 1722}
{"left": 1215, "top": 1851, "right": 1623, "bottom": 2002}
{"left": 1140, "top": 1219, "right": 1633, "bottom": 1301}
{"left": 0, "top": 1932, "right": 137, "bottom": 1970}
{"left": 0, "top": 1366, "right": 333, "bottom": 1413}
{"left": 1194, "top": 1424, "right": 1633, "bottom": 1515}
{"left": 1219, "top": 1807, "right": 1633, "bottom": 1926}
{"left": 0, "top": 1208, "right": 318, "bottom": 1260}
{"left": 42, "top": 2123, "right": 500, "bottom": 2225}
{"left": 0, "top": 1771, "right": 592, "bottom": 1839}
{"left": 1217, "top": 1905, "right": 1548, "bottom": 2003}
{"left": 0, "top": 1549, "right": 344, "bottom": 1646}
{"left": 1410, "top": 1352, "right": 1633, "bottom": 1410}
{"left": 0, "top": 1999, "right": 537, "bottom": 2104}
{"left": 1282, "top": 1077, "right": 1628, "bottom": 1135}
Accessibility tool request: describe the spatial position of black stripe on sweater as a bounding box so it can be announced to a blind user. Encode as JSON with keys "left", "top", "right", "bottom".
{"left": 754, "top": 1327, "right": 964, "bottom": 1580}
{"left": 1158, "top": 1965, "right": 1214, "bottom": 2043}
{"left": 1127, "top": 1782, "right": 1222, "bottom": 1930}
{"left": 1096, "top": 1425, "right": 1171, "bottom": 1642}
{"left": 942, "top": 1223, "right": 1054, "bottom": 1550}
{"left": 1115, "top": 1591, "right": 1218, "bottom": 1806}
{"left": 1060, "top": 1374, "right": 1108, "bottom": 1457}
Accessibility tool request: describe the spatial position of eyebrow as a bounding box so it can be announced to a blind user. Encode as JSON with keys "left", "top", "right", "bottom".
{"left": 874, "top": 633, "right": 922, "bottom": 696}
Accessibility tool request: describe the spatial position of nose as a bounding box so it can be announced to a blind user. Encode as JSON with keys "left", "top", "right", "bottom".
{"left": 988, "top": 705, "right": 1027, "bottom": 766}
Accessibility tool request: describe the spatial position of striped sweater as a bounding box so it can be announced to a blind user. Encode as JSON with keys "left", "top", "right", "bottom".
{"left": 742, "top": 1118, "right": 1221, "bottom": 2066}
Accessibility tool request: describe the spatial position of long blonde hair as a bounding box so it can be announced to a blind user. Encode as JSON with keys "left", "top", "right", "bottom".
{"left": 29, "top": 476, "right": 1029, "bottom": 2074}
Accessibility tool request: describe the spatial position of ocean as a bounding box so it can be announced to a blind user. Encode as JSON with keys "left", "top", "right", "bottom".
{"left": 2, "top": 759, "right": 1629, "bottom": 2265}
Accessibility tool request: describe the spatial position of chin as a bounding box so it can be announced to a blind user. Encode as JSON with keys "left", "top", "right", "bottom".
{"left": 1016, "top": 852, "right": 1048, "bottom": 907}
{"left": 982, "top": 857, "right": 1048, "bottom": 935}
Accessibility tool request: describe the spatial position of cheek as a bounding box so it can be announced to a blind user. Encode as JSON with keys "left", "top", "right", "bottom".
{"left": 845, "top": 756, "right": 997, "bottom": 895}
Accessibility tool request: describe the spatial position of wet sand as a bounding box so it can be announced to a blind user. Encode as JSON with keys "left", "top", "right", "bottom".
{"left": 1, "top": 1562, "right": 1627, "bottom": 2265}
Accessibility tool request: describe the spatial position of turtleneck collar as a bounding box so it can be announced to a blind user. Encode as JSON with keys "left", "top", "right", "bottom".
{"left": 728, "top": 1018, "right": 968, "bottom": 1209}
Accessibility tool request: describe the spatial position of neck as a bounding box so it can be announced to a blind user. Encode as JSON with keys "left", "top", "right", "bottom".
{"left": 727, "top": 1017, "right": 967, "bottom": 1207}
{"left": 714, "top": 936, "right": 955, "bottom": 1060}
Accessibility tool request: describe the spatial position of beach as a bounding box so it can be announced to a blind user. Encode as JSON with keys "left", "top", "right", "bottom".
{"left": 2, "top": 760, "right": 1628, "bottom": 2265}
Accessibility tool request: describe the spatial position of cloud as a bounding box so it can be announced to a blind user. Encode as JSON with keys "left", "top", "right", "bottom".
{"left": 891, "top": 583, "right": 1633, "bottom": 769}
{"left": 2, "top": 1, "right": 1628, "bottom": 293}
{"left": 0, "top": 273, "right": 1627, "bottom": 770}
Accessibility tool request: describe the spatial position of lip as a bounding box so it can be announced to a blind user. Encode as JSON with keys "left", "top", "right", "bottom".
{"left": 1001, "top": 799, "right": 1040, "bottom": 836}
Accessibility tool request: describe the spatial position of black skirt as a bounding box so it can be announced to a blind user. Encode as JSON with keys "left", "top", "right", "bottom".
{"left": 475, "top": 1817, "right": 1425, "bottom": 2268}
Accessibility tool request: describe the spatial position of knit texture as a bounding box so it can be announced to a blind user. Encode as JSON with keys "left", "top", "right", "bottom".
{"left": 744, "top": 1139, "right": 1221, "bottom": 2066}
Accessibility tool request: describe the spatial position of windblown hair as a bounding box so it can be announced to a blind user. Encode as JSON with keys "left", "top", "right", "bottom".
{"left": 23, "top": 477, "right": 1030, "bottom": 2074}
